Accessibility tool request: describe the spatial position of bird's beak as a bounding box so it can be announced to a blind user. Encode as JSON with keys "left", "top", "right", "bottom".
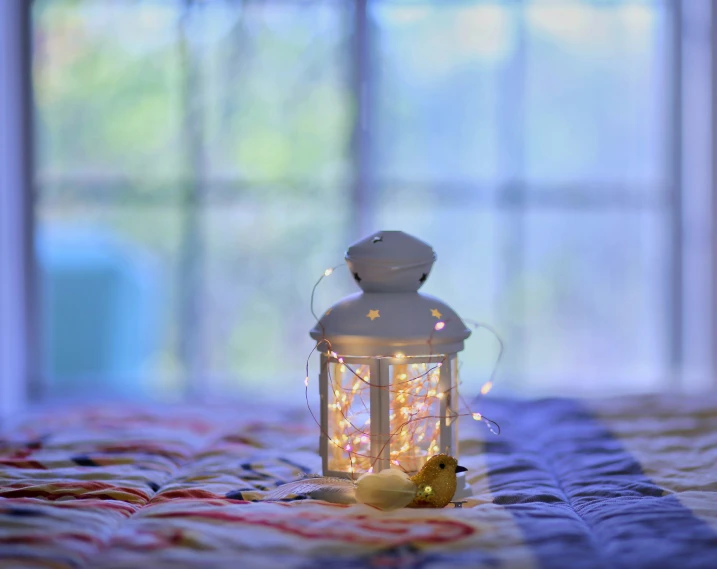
{"left": 456, "top": 465, "right": 467, "bottom": 473}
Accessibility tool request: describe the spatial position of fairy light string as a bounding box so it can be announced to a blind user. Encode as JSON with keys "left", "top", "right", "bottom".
{"left": 306, "top": 265, "right": 503, "bottom": 479}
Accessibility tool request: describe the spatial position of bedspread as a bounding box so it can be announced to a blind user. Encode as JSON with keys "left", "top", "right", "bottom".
{"left": 0, "top": 395, "right": 716, "bottom": 568}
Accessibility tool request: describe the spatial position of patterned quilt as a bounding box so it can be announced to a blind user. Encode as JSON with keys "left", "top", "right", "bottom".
{"left": 0, "top": 395, "right": 716, "bottom": 568}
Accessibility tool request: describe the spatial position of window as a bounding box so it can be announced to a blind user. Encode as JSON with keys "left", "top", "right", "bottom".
{"left": 31, "top": 0, "right": 714, "bottom": 400}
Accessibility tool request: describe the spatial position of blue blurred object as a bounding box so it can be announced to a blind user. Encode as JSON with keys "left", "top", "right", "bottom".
{"left": 37, "top": 228, "right": 161, "bottom": 396}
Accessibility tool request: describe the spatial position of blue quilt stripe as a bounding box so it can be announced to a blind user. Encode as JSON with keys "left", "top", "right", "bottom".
{"left": 480, "top": 398, "right": 717, "bottom": 569}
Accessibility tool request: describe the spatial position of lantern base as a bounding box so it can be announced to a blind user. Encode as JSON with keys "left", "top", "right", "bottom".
{"left": 453, "top": 473, "right": 473, "bottom": 500}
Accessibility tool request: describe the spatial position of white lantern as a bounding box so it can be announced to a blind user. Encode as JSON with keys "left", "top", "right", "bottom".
{"left": 310, "top": 231, "right": 471, "bottom": 478}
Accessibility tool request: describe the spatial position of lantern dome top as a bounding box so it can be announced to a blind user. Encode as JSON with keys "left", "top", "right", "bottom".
{"left": 310, "top": 292, "right": 471, "bottom": 357}
{"left": 311, "top": 231, "right": 470, "bottom": 357}
{"left": 345, "top": 230, "right": 436, "bottom": 293}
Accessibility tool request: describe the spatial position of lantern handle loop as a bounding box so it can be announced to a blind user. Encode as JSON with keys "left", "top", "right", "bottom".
{"left": 310, "top": 264, "right": 343, "bottom": 324}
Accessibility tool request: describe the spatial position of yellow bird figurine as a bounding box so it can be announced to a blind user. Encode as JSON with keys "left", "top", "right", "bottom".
{"left": 407, "top": 454, "right": 467, "bottom": 509}
{"left": 266, "top": 454, "right": 467, "bottom": 511}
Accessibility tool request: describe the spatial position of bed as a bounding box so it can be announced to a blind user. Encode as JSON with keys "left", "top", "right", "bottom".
{"left": 1, "top": 394, "right": 716, "bottom": 568}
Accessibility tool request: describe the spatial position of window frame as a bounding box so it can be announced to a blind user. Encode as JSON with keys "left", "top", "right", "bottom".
{"left": 0, "top": 0, "right": 35, "bottom": 422}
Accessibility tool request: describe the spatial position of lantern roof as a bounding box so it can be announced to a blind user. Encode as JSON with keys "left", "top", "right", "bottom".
{"left": 310, "top": 231, "right": 471, "bottom": 357}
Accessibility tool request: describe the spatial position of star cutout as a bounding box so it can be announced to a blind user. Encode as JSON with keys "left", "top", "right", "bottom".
{"left": 430, "top": 308, "right": 442, "bottom": 319}
{"left": 367, "top": 309, "right": 380, "bottom": 321}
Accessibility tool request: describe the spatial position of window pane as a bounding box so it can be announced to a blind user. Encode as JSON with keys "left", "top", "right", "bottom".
{"left": 36, "top": 201, "right": 184, "bottom": 397}
{"left": 34, "top": 0, "right": 183, "bottom": 183}
{"left": 371, "top": 3, "right": 508, "bottom": 184}
{"left": 199, "top": 1, "right": 351, "bottom": 186}
{"left": 524, "top": 1, "right": 669, "bottom": 188}
{"left": 203, "top": 194, "right": 354, "bottom": 393}
{"left": 522, "top": 210, "right": 668, "bottom": 394}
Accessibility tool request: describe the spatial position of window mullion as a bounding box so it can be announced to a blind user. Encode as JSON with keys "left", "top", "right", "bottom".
{"left": 178, "top": 0, "right": 208, "bottom": 398}
{"left": 497, "top": 0, "right": 527, "bottom": 388}
{"left": 350, "top": 0, "right": 373, "bottom": 240}
{"left": 668, "top": 0, "right": 684, "bottom": 386}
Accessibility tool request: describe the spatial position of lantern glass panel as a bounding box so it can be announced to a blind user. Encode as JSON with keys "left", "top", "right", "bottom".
{"left": 327, "top": 360, "right": 372, "bottom": 473}
{"left": 389, "top": 360, "right": 442, "bottom": 472}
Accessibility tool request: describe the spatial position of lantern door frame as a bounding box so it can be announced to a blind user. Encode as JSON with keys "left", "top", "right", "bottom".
{"left": 319, "top": 352, "right": 460, "bottom": 478}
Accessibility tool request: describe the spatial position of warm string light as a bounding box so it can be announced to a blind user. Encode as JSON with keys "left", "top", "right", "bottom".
{"left": 305, "top": 267, "right": 503, "bottom": 478}
{"left": 388, "top": 361, "right": 441, "bottom": 469}
{"left": 327, "top": 361, "right": 373, "bottom": 472}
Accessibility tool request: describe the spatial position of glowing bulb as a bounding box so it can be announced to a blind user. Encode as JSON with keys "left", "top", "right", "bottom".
{"left": 345, "top": 444, "right": 352, "bottom": 451}
{"left": 368, "top": 467, "right": 374, "bottom": 473}
{"left": 330, "top": 351, "right": 338, "bottom": 358}
{"left": 437, "top": 392, "right": 445, "bottom": 399}
{"left": 338, "top": 357, "right": 344, "bottom": 363}
{"left": 393, "top": 460, "right": 400, "bottom": 466}
{"left": 480, "top": 381, "right": 493, "bottom": 395}
{"left": 395, "top": 353, "right": 405, "bottom": 359}
{"left": 472, "top": 412, "right": 483, "bottom": 421}
{"left": 304, "top": 376, "right": 309, "bottom": 387}
{"left": 434, "top": 321, "right": 445, "bottom": 331}
{"left": 324, "top": 268, "right": 334, "bottom": 277}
